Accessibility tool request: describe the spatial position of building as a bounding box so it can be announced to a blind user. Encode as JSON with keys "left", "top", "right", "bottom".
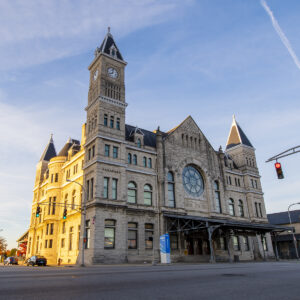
{"left": 26, "top": 29, "right": 286, "bottom": 265}
{"left": 268, "top": 210, "right": 300, "bottom": 259}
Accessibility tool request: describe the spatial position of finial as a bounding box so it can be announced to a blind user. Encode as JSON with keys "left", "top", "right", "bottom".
{"left": 219, "top": 145, "right": 223, "bottom": 152}
{"left": 50, "top": 133, "right": 53, "bottom": 142}
{"left": 233, "top": 114, "right": 236, "bottom": 121}
{"left": 108, "top": 26, "right": 111, "bottom": 33}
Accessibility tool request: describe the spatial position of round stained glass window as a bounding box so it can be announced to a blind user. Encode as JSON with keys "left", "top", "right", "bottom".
{"left": 182, "top": 166, "right": 204, "bottom": 197}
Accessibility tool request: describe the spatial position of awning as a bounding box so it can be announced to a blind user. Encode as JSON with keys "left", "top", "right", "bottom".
{"left": 273, "top": 234, "right": 300, "bottom": 242}
{"left": 163, "top": 213, "right": 292, "bottom": 233}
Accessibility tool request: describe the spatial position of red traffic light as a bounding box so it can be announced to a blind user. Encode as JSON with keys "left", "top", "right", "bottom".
{"left": 274, "top": 162, "right": 284, "bottom": 179}
{"left": 275, "top": 162, "right": 281, "bottom": 169}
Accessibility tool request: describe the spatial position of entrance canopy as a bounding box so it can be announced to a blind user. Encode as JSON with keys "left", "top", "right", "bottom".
{"left": 164, "top": 213, "right": 292, "bottom": 234}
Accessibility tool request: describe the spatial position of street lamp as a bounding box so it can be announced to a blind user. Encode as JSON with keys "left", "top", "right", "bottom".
{"left": 287, "top": 202, "right": 300, "bottom": 260}
{"left": 66, "top": 179, "right": 87, "bottom": 267}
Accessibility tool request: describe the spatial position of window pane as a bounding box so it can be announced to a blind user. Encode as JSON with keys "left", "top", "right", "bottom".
{"left": 167, "top": 172, "right": 174, "bottom": 182}
{"left": 104, "top": 228, "right": 115, "bottom": 248}
{"left": 103, "top": 177, "right": 108, "bottom": 198}
{"left": 112, "top": 179, "right": 117, "bottom": 200}
{"left": 144, "top": 191, "right": 152, "bottom": 205}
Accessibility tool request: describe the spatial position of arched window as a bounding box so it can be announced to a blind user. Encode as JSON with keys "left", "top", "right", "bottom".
{"left": 168, "top": 172, "right": 175, "bottom": 208}
{"left": 143, "top": 157, "right": 147, "bottom": 167}
{"left": 116, "top": 118, "right": 120, "bottom": 130}
{"left": 238, "top": 200, "right": 244, "bottom": 217}
{"left": 148, "top": 158, "right": 152, "bottom": 168}
{"left": 228, "top": 198, "right": 235, "bottom": 216}
{"left": 144, "top": 184, "right": 152, "bottom": 205}
{"left": 214, "top": 181, "right": 221, "bottom": 213}
{"left": 110, "top": 116, "right": 114, "bottom": 128}
{"left": 128, "top": 182, "right": 137, "bottom": 204}
{"left": 137, "top": 139, "right": 141, "bottom": 148}
{"left": 133, "top": 154, "right": 137, "bottom": 165}
{"left": 128, "top": 153, "right": 132, "bottom": 164}
{"left": 72, "top": 190, "right": 76, "bottom": 210}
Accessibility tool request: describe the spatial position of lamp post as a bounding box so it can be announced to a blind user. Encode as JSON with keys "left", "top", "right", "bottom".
{"left": 287, "top": 202, "right": 300, "bottom": 260}
{"left": 67, "top": 179, "right": 87, "bottom": 267}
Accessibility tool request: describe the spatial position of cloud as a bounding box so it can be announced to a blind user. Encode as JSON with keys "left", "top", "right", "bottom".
{"left": 261, "top": 0, "right": 300, "bottom": 71}
{"left": 0, "top": 0, "right": 190, "bottom": 70}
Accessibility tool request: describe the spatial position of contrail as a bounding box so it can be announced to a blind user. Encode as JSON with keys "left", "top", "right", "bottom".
{"left": 261, "top": 0, "right": 300, "bottom": 70}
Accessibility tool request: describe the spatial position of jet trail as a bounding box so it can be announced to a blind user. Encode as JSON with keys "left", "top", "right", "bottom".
{"left": 261, "top": 0, "right": 300, "bottom": 70}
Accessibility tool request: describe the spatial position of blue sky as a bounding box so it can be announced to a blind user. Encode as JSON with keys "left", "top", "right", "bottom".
{"left": 1, "top": 0, "right": 300, "bottom": 249}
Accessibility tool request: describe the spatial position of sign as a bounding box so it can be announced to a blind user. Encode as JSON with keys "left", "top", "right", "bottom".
{"left": 160, "top": 234, "right": 171, "bottom": 264}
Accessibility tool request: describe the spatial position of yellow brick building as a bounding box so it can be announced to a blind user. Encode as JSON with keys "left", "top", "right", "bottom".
{"left": 26, "top": 125, "right": 86, "bottom": 265}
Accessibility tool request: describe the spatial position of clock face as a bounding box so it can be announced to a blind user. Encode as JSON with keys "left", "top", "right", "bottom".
{"left": 93, "top": 70, "right": 98, "bottom": 81}
{"left": 107, "top": 67, "right": 118, "bottom": 79}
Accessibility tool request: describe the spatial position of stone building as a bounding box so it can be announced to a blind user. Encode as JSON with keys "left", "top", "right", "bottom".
{"left": 26, "top": 29, "right": 285, "bottom": 265}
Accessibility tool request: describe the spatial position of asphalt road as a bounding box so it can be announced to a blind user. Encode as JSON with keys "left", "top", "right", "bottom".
{"left": 1, "top": 262, "right": 300, "bottom": 300}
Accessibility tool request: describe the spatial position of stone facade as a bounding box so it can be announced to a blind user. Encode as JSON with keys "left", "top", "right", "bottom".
{"left": 26, "top": 29, "right": 275, "bottom": 265}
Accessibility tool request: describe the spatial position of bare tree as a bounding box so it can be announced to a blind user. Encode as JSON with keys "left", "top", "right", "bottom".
{"left": 0, "top": 236, "right": 7, "bottom": 254}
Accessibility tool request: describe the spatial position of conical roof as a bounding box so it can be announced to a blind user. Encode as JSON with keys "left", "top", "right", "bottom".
{"left": 226, "top": 115, "right": 253, "bottom": 150}
{"left": 95, "top": 27, "right": 124, "bottom": 61}
{"left": 39, "top": 134, "right": 57, "bottom": 161}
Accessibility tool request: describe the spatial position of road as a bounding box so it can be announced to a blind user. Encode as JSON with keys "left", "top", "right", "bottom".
{"left": 1, "top": 262, "right": 300, "bottom": 300}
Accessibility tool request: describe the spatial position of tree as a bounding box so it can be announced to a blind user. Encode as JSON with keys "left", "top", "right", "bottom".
{"left": 0, "top": 236, "right": 7, "bottom": 254}
{"left": 9, "top": 248, "right": 18, "bottom": 257}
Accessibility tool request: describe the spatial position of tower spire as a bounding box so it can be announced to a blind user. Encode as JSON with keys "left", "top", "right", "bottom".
{"left": 39, "top": 134, "right": 57, "bottom": 161}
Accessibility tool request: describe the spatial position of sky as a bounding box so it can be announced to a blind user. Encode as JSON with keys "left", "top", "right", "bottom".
{"left": 0, "top": 0, "right": 300, "bottom": 249}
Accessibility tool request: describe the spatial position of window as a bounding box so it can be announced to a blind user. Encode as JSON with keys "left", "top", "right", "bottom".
{"left": 143, "top": 157, "right": 147, "bottom": 167}
{"left": 61, "top": 238, "right": 65, "bottom": 248}
{"left": 72, "top": 190, "right": 76, "bottom": 209}
{"left": 49, "top": 239, "right": 53, "bottom": 249}
{"left": 103, "top": 177, "right": 109, "bottom": 198}
{"left": 104, "top": 114, "right": 108, "bottom": 126}
{"left": 45, "top": 240, "right": 48, "bottom": 249}
{"left": 116, "top": 118, "right": 120, "bottom": 130}
{"left": 259, "top": 203, "right": 263, "bottom": 217}
{"left": 255, "top": 180, "right": 258, "bottom": 189}
{"left": 128, "top": 223, "right": 138, "bottom": 249}
{"left": 110, "top": 116, "right": 114, "bottom": 128}
{"left": 228, "top": 198, "right": 235, "bottom": 216}
{"left": 238, "top": 200, "right": 244, "bottom": 217}
{"left": 105, "top": 144, "right": 110, "bottom": 157}
{"left": 170, "top": 234, "right": 178, "bottom": 250}
{"left": 128, "top": 182, "right": 137, "bottom": 203}
{"left": 69, "top": 227, "right": 74, "bottom": 250}
{"left": 133, "top": 154, "right": 137, "bottom": 165}
{"left": 145, "top": 224, "right": 154, "bottom": 249}
{"left": 148, "top": 158, "right": 152, "bottom": 168}
{"left": 128, "top": 153, "right": 132, "bottom": 164}
{"left": 113, "top": 146, "right": 118, "bottom": 158}
{"left": 50, "top": 223, "right": 54, "bottom": 235}
{"left": 233, "top": 236, "right": 240, "bottom": 251}
{"left": 51, "top": 174, "right": 54, "bottom": 183}
{"left": 255, "top": 202, "right": 259, "bottom": 217}
{"left": 104, "top": 220, "right": 116, "bottom": 249}
{"left": 85, "top": 220, "right": 90, "bottom": 249}
{"left": 168, "top": 172, "right": 175, "bottom": 208}
{"left": 48, "top": 197, "right": 52, "bottom": 215}
{"left": 137, "top": 139, "right": 141, "bottom": 148}
{"left": 55, "top": 173, "right": 58, "bottom": 182}
{"left": 88, "top": 149, "right": 92, "bottom": 161}
{"left": 46, "top": 224, "right": 49, "bottom": 235}
{"left": 112, "top": 179, "right": 118, "bottom": 200}
{"left": 144, "top": 184, "right": 152, "bottom": 205}
{"left": 92, "top": 145, "right": 95, "bottom": 158}
{"left": 52, "top": 197, "right": 56, "bottom": 215}
{"left": 243, "top": 236, "right": 250, "bottom": 251}
{"left": 90, "top": 178, "right": 94, "bottom": 200}
{"left": 62, "top": 222, "right": 66, "bottom": 234}
{"left": 214, "top": 181, "right": 221, "bottom": 213}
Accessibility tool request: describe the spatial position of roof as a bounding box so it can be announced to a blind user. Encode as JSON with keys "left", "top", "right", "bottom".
{"left": 226, "top": 115, "right": 253, "bottom": 150}
{"left": 164, "top": 213, "right": 290, "bottom": 232}
{"left": 268, "top": 210, "right": 300, "bottom": 225}
{"left": 274, "top": 233, "right": 300, "bottom": 242}
{"left": 16, "top": 230, "right": 29, "bottom": 243}
{"left": 57, "top": 138, "right": 80, "bottom": 157}
{"left": 125, "top": 124, "right": 157, "bottom": 148}
{"left": 39, "top": 135, "right": 57, "bottom": 161}
{"left": 95, "top": 27, "right": 124, "bottom": 61}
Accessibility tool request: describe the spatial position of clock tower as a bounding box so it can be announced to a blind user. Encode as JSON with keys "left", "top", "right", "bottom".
{"left": 82, "top": 28, "right": 128, "bottom": 263}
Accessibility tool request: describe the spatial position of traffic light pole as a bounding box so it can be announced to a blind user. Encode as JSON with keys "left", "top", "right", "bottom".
{"left": 288, "top": 203, "right": 300, "bottom": 260}
{"left": 266, "top": 145, "right": 300, "bottom": 162}
{"left": 66, "top": 179, "right": 87, "bottom": 267}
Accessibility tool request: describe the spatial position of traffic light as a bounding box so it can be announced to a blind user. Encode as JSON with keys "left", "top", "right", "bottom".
{"left": 275, "top": 162, "right": 284, "bottom": 179}
{"left": 36, "top": 206, "right": 41, "bottom": 217}
{"left": 63, "top": 208, "right": 67, "bottom": 219}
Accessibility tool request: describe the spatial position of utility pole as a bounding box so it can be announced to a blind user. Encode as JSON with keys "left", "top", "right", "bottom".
{"left": 287, "top": 203, "right": 300, "bottom": 260}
